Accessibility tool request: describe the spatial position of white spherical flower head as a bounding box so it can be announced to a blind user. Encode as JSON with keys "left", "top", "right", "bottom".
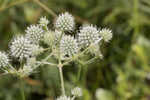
{"left": 99, "top": 28, "right": 113, "bottom": 42}
{"left": 55, "top": 12, "right": 75, "bottom": 32}
{"left": 9, "top": 36, "right": 33, "bottom": 61}
{"left": 78, "top": 25, "right": 101, "bottom": 48}
{"left": 39, "top": 16, "right": 49, "bottom": 26}
{"left": 25, "top": 25, "right": 44, "bottom": 44}
{"left": 71, "top": 87, "right": 82, "bottom": 97}
{"left": 56, "top": 95, "right": 71, "bottom": 100}
{"left": 60, "top": 35, "right": 78, "bottom": 57}
{"left": 0, "top": 52, "right": 9, "bottom": 68}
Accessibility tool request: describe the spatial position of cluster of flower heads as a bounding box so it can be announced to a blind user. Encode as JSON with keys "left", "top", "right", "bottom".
{"left": 0, "top": 18, "right": 46, "bottom": 77}
{"left": 44, "top": 12, "right": 112, "bottom": 58}
{"left": 56, "top": 87, "right": 82, "bottom": 100}
{"left": 0, "top": 12, "right": 112, "bottom": 78}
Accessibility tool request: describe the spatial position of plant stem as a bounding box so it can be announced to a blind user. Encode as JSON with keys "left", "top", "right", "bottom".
{"left": 132, "top": 0, "right": 139, "bottom": 42}
{"left": 33, "top": 0, "right": 57, "bottom": 17}
{"left": 58, "top": 65, "right": 65, "bottom": 95}
{"left": 76, "top": 65, "right": 82, "bottom": 84}
{"left": 20, "top": 78, "right": 25, "bottom": 100}
{"left": 0, "top": 0, "right": 29, "bottom": 12}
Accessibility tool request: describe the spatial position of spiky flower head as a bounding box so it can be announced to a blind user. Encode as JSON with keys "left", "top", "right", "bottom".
{"left": 54, "top": 30, "right": 63, "bottom": 45}
{"left": 18, "top": 64, "right": 36, "bottom": 77}
{"left": 78, "top": 25, "right": 101, "bottom": 48}
{"left": 31, "top": 45, "right": 44, "bottom": 56}
{"left": 9, "top": 36, "right": 34, "bottom": 61}
{"left": 60, "top": 35, "right": 78, "bottom": 57}
{"left": 43, "top": 30, "right": 54, "bottom": 46}
{"left": 71, "top": 87, "right": 82, "bottom": 97}
{"left": 39, "top": 16, "right": 49, "bottom": 27}
{"left": 96, "top": 88, "right": 114, "bottom": 100}
{"left": 0, "top": 51, "right": 9, "bottom": 68}
{"left": 43, "top": 30, "right": 62, "bottom": 46}
{"left": 99, "top": 28, "right": 112, "bottom": 42}
{"left": 25, "top": 25, "right": 44, "bottom": 44}
{"left": 55, "top": 12, "right": 75, "bottom": 32}
{"left": 56, "top": 95, "right": 71, "bottom": 100}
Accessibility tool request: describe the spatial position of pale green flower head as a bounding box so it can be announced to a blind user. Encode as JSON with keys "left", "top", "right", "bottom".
{"left": 39, "top": 16, "right": 49, "bottom": 27}
{"left": 71, "top": 87, "right": 82, "bottom": 97}
{"left": 99, "top": 28, "right": 113, "bottom": 42}
{"left": 56, "top": 95, "right": 71, "bottom": 100}
{"left": 96, "top": 88, "right": 114, "bottom": 100}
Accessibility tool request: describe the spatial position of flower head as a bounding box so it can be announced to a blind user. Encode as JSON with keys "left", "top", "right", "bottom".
{"left": 71, "top": 87, "right": 82, "bottom": 97}
{"left": 18, "top": 64, "right": 36, "bottom": 77}
{"left": 9, "top": 36, "right": 34, "bottom": 61}
{"left": 99, "top": 28, "right": 113, "bottom": 42}
{"left": 78, "top": 25, "right": 101, "bottom": 48}
{"left": 60, "top": 35, "right": 78, "bottom": 57}
{"left": 56, "top": 95, "right": 71, "bottom": 100}
{"left": 54, "top": 30, "right": 63, "bottom": 45}
{"left": 39, "top": 16, "right": 49, "bottom": 27}
{"left": 0, "top": 51, "right": 9, "bottom": 68}
{"left": 25, "top": 25, "right": 44, "bottom": 44}
{"left": 55, "top": 12, "right": 75, "bottom": 32}
{"left": 43, "top": 30, "right": 62, "bottom": 46}
{"left": 96, "top": 88, "right": 114, "bottom": 100}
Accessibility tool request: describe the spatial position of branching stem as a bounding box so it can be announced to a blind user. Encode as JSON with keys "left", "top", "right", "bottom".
{"left": 58, "top": 64, "right": 65, "bottom": 95}
{"left": 20, "top": 78, "right": 25, "bottom": 100}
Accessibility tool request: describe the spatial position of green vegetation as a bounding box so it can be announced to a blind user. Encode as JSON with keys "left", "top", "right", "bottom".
{"left": 0, "top": 0, "right": 150, "bottom": 100}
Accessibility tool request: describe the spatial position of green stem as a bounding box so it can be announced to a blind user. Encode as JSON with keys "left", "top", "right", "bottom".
{"left": 58, "top": 66, "right": 65, "bottom": 95}
{"left": 33, "top": 0, "right": 57, "bottom": 17}
{"left": 76, "top": 65, "right": 82, "bottom": 84}
{"left": 20, "top": 78, "right": 25, "bottom": 100}
{"left": 132, "top": 0, "right": 139, "bottom": 42}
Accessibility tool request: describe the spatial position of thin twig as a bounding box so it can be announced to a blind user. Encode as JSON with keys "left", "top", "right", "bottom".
{"left": 36, "top": 61, "right": 57, "bottom": 66}
{"left": 33, "top": 0, "right": 57, "bottom": 17}
{"left": 0, "top": 0, "right": 30, "bottom": 12}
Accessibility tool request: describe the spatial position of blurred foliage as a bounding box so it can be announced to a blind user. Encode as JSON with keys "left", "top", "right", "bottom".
{"left": 0, "top": 0, "right": 150, "bottom": 100}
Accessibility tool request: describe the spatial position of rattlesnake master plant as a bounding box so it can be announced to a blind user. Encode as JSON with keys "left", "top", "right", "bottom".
{"left": 0, "top": 12, "right": 112, "bottom": 99}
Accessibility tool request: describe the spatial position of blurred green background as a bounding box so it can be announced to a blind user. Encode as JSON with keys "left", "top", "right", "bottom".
{"left": 0, "top": 0, "right": 150, "bottom": 100}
